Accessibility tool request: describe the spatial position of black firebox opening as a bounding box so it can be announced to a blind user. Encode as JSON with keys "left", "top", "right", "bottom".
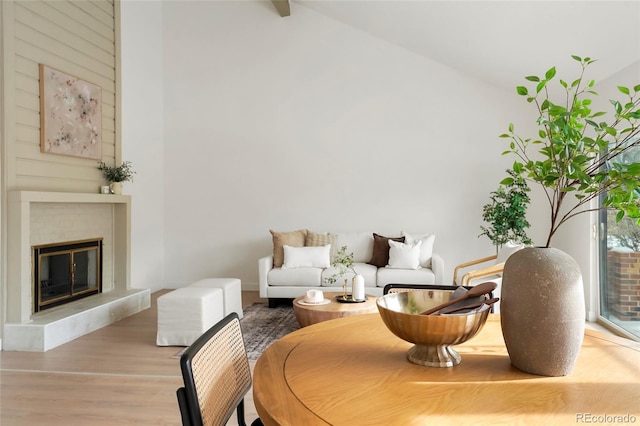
{"left": 33, "top": 238, "right": 103, "bottom": 313}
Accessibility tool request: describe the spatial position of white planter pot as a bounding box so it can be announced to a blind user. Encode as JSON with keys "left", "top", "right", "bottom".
{"left": 109, "top": 182, "right": 123, "bottom": 195}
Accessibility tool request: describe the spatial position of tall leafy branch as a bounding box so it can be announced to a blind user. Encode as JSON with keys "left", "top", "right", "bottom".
{"left": 500, "top": 55, "right": 640, "bottom": 247}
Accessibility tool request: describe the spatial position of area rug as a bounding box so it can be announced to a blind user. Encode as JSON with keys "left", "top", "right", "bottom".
{"left": 241, "top": 303, "right": 299, "bottom": 360}
{"left": 172, "top": 303, "right": 299, "bottom": 360}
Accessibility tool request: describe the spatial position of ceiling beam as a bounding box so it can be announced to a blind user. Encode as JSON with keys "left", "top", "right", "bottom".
{"left": 271, "top": 0, "right": 290, "bottom": 17}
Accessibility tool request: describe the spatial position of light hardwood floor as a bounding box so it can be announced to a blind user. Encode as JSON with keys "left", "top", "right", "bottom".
{"left": 0, "top": 290, "right": 264, "bottom": 426}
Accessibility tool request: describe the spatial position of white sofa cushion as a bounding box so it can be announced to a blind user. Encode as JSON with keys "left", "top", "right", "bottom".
{"left": 376, "top": 266, "right": 436, "bottom": 287}
{"left": 336, "top": 232, "right": 374, "bottom": 263}
{"left": 402, "top": 232, "right": 435, "bottom": 267}
{"left": 282, "top": 244, "right": 331, "bottom": 268}
{"left": 268, "top": 267, "right": 323, "bottom": 286}
{"left": 387, "top": 240, "right": 422, "bottom": 269}
{"left": 321, "top": 262, "right": 377, "bottom": 288}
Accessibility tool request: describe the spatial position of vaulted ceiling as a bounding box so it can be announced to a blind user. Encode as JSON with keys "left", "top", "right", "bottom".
{"left": 288, "top": 1, "right": 640, "bottom": 91}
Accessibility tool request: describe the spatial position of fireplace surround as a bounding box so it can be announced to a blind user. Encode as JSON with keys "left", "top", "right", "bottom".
{"left": 3, "top": 191, "right": 149, "bottom": 351}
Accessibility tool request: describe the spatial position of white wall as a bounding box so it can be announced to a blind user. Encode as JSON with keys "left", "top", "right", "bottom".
{"left": 120, "top": 0, "right": 165, "bottom": 291}
{"left": 122, "top": 1, "right": 638, "bottom": 295}
{"left": 158, "top": 1, "right": 523, "bottom": 289}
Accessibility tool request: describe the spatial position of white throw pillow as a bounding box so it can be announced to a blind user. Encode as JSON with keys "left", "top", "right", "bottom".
{"left": 282, "top": 244, "right": 331, "bottom": 268}
{"left": 387, "top": 240, "right": 422, "bottom": 270}
{"left": 402, "top": 232, "right": 435, "bottom": 268}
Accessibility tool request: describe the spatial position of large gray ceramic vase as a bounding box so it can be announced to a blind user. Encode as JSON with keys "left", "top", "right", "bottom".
{"left": 500, "top": 247, "right": 585, "bottom": 376}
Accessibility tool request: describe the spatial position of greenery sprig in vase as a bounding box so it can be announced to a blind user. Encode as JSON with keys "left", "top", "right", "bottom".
{"left": 325, "top": 246, "right": 365, "bottom": 301}
{"left": 499, "top": 55, "right": 640, "bottom": 247}
{"left": 98, "top": 160, "right": 135, "bottom": 195}
{"left": 324, "top": 246, "right": 355, "bottom": 285}
{"left": 97, "top": 161, "right": 136, "bottom": 183}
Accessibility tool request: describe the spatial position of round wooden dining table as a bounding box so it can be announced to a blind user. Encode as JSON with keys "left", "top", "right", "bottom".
{"left": 252, "top": 313, "right": 640, "bottom": 426}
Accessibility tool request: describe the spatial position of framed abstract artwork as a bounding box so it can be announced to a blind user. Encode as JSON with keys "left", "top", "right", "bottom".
{"left": 39, "top": 64, "right": 102, "bottom": 159}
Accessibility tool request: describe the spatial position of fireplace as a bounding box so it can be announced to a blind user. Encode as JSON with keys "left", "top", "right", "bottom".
{"left": 33, "top": 238, "right": 103, "bottom": 313}
{"left": 3, "top": 191, "right": 149, "bottom": 352}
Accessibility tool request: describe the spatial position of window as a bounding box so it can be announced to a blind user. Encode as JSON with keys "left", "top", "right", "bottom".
{"left": 598, "top": 138, "right": 640, "bottom": 340}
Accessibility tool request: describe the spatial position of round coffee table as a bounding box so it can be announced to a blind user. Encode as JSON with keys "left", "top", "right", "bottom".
{"left": 293, "top": 292, "right": 379, "bottom": 327}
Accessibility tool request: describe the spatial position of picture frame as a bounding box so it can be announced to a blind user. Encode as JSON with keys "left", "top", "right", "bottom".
{"left": 39, "top": 64, "right": 102, "bottom": 160}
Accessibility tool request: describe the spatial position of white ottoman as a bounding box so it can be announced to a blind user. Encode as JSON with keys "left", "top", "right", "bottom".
{"left": 190, "top": 278, "right": 243, "bottom": 319}
{"left": 156, "top": 287, "right": 224, "bottom": 346}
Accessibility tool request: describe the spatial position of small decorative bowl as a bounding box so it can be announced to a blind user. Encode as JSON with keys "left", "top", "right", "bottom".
{"left": 377, "top": 289, "right": 490, "bottom": 367}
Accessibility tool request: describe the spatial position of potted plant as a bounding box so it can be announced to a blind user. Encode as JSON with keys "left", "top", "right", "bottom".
{"left": 325, "top": 246, "right": 365, "bottom": 301}
{"left": 97, "top": 161, "right": 135, "bottom": 195}
{"left": 479, "top": 169, "right": 532, "bottom": 253}
{"left": 497, "top": 55, "right": 640, "bottom": 376}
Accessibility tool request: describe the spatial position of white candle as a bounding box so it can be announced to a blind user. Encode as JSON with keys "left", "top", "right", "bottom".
{"left": 352, "top": 275, "right": 365, "bottom": 301}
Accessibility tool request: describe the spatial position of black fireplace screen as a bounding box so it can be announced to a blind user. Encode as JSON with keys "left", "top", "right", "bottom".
{"left": 33, "top": 238, "right": 103, "bottom": 312}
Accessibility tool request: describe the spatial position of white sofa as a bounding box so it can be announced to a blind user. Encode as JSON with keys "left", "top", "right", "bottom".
{"left": 259, "top": 230, "right": 444, "bottom": 307}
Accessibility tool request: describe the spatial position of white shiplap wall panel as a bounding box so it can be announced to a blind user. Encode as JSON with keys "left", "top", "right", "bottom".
{"left": 91, "top": 0, "right": 114, "bottom": 17}
{"left": 14, "top": 90, "right": 38, "bottom": 111}
{"left": 71, "top": 0, "right": 114, "bottom": 28}
{"left": 47, "top": 1, "right": 114, "bottom": 42}
{"left": 14, "top": 24, "right": 115, "bottom": 79}
{"left": 13, "top": 56, "right": 37, "bottom": 78}
{"left": 15, "top": 107, "right": 39, "bottom": 129}
{"left": 20, "top": 0, "right": 115, "bottom": 54}
{"left": 14, "top": 123, "right": 39, "bottom": 145}
{"left": 8, "top": 0, "right": 117, "bottom": 191}
{"left": 13, "top": 73, "right": 36, "bottom": 94}
{"left": 14, "top": 6, "right": 114, "bottom": 66}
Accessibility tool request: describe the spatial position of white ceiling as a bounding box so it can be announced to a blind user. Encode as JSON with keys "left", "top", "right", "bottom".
{"left": 293, "top": 0, "right": 640, "bottom": 91}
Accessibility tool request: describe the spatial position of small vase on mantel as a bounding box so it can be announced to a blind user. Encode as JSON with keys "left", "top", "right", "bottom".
{"left": 109, "top": 182, "right": 123, "bottom": 195}
{"left": 500, "top": 247, "right": 585, "bottom": 377}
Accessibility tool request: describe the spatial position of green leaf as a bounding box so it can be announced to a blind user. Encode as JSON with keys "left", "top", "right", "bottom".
{"left": 508, "top": 123, "right": 514, "bottom": 133}
{"left": 513, "top": 162, "right": 524, "bottom": 173}
{"left": 618, "top": 86, "right": 630, "bottom": 95}
{"left": 634, "top": 84, "right": 640, "bottom": 93}
{"left": 541, "top": 99, "right": 549, "bottom": 111}
{"left": 525, "top": 76, "right": 540, "bottom": 82}
{"left": 616, "top": 210, "right": 625, "bottom": 222}
{"left": 517, "top": 86, "right": 528, "bottom": 96}
{"left": 571, "top": 55, "right": 582, "bottom": 62}
{"left": 500, "top": 177, "right": 515, "bottom": 186}
{"left": 536, "top": 81, "right": 547, "bottom": 94}
{"left": 585, "top": 119, "right": 599, "bottom": 129}
{"left": 545, "top": 67, "right": 557, "bottom": 80}
{"left": 611, "top": 100, "right": 622, "bottom": 114}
